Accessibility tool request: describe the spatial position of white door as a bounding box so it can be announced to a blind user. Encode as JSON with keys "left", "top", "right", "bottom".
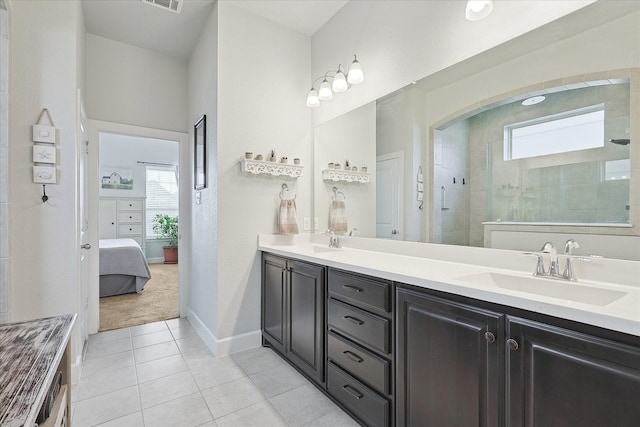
{"left": 78, "top": 92, "right": 90, "bottom": 344}
{"left": 376, "top": 151, "right": 403, "bottom": 239}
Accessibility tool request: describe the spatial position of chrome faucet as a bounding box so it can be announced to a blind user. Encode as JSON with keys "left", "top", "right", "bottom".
{"left": 325, "top": 229, "right": 342, "bottom": 248}
{"left": 539, "top": 241, "right": 560, "bottom": 277}
{"left": 525, "top": 239, "right": 593, "bottom": 281}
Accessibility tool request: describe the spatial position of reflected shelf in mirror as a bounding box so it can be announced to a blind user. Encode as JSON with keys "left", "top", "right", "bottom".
{"left": 322, "top": 169, "right": 370, "bottom": 183}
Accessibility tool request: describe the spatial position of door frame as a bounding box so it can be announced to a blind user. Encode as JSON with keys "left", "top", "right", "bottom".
{"left": 86, "top": 120, "right": 189, "bottom": 334}
{"left": 376, "top": 151, "right": 404, "bottom": 240}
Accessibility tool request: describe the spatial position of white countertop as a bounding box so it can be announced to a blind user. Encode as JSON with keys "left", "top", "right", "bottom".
{"left": 258, "top": 234, "right": 640, "bottom": 337}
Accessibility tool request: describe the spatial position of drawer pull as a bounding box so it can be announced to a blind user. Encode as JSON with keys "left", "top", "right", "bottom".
{"left": 342, "top": 384, "right": 363, "bottom": 400}
{"left": 344, "top": 315, "right": 364, "bottom": 326}
{"left": 343, "top": 350, "right": 364, "bottom": 363}
{"left": 342, "top": 284, "right": 363, "bottom": 293}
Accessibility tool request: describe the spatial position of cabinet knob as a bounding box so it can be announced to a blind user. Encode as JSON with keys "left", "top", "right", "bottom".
{"left": 506, "top": 338, "right": 519, "bottom": 351}
{"left": 111, "top": 222, "right": 115, "bottom": 225}
{"left": 484, "top": 331, "right": 496, "bottom": 343}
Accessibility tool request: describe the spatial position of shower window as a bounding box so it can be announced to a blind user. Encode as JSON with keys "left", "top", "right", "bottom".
{"left": 504, "top": 104, "right": 604, "bottom": 160}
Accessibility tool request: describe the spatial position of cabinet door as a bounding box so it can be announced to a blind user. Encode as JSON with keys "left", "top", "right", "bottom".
{"left": 287, "top": 259, "right": 325, "bottom": 385}
{"left": 99, "top": 199, "right": 117, "bottom": 239}
{"left": 262, "top": 254, "right": 287, "bottom": 355}
{"left": 506, "top": 317, "right": 640, "bottom": 427}
{"left": 396, "top": 288, "right": 502, "bottom": 427}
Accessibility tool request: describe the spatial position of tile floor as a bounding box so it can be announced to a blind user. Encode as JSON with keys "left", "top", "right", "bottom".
{"left": 73, "top": 318, "right": 359, "bottom": 427}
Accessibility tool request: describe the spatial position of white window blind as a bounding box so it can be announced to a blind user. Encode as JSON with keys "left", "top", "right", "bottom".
{"left": 146, "top": 165, "right": 179, "bottom": 237}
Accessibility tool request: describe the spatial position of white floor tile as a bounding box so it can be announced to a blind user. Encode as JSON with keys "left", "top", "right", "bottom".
{"left": 88, "top": 328, "right": 131, "bottom": 345}
{"left": 189, "top": 356, "right": 247, "bottom": 390}
{"left": 130, "top": 320, "right": 169, "bottom": 336}
{"left": 76, "top": 364, "right": 138, "bottom": 401}
{"left": 232, "top": 346, "right": 286, "bottom": 376}
{"left": 270, "top": 384, "right": 338, "bottom": 427}
{"left": 249, "top": 361, "right": 308, "bottom": 398}
{"left": 86, "top": 336, "right": 132, "bottom": 359}
{"left": 176, "top": 334, "right": 207, "bottom": 353}
{"left": 72, "top": 385, "right": 140, "bottom": 427}
{"left": 215, "top": 401, "right": 288, "bottom": 427}
{"left": 139, "top": 370, "right": 199, "bottom": 408}
{"left": 81, "top": 350, "right": 135, "bottom": 379}
{"left": 134, "top": 340, "right": 180, "bottom": 364}
{"left": 301, "top": 409, "right": 360, "bottom": 427}
{"left": 94, "top": 411, "right": 145, "bottom": 427}
{"left": 181, "top": 347, "right": 216, "bottom": 369}
{"left": 169, "top": 322, "right": 198, "bottom": 340}
{"left": 136, "top": 354, "right": 188, "bottom": 383}
{"left": 142, "top": 392, "right": 213, "bottom": 427}
{"left": 165, "top": 317, "right": 191, "bottom": 330}
{"left": 201, "top": 376, "right": 266, "bottom": 419}
{"left": 132, "top": 329, "right": 174, "bottom": 349}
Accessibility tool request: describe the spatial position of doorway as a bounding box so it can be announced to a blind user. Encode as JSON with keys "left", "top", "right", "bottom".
{"left": 376, "top": 151, "right": 404, "bottom": 239}
{"left": 86, "top": 120, "right": 188, "bottom": 334}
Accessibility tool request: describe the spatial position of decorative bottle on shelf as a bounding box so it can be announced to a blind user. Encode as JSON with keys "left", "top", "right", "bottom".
{"left": 269, "top": 149, "right": 276, "bottom": 162}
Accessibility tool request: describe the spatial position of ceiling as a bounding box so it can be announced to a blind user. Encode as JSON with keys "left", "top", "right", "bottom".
{"left": 82, "top": 0, "right": 348, "bottom": 60}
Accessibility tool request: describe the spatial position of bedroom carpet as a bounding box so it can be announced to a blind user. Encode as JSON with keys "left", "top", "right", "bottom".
{"left": 99, "top": 263, "right": 178, "bottom": 332}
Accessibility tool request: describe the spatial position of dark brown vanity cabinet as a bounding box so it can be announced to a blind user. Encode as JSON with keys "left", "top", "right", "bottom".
{"left": 397, "top": 285, "right": 640, "bottom": 427}
{"left": 506, "top": 317, "right": 640, "bottom": 427}
{"left": 261, "top": 253, "right": 326, "bottom": 385}
{"left": 327, "top": 269, "right": 394, "bottom": 427}
{"left": 396, "top": 287, "right": 502, "bottom": 427}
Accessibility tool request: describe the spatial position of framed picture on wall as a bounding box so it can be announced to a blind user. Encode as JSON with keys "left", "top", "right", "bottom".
{"left": 194, "top": 114, "right": 206, "bottom": 190}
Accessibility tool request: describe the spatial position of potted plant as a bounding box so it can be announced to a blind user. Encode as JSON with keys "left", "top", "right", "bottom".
{"left": 152, "top": 214, "right": 178, "bottom": 264}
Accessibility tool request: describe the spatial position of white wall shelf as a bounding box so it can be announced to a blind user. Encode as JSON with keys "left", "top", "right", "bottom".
{"left": 322, "top": 169, "right": 370, "bottom": 183}
{"left": 241, "top": 159, "right": 303, "bottom": 178}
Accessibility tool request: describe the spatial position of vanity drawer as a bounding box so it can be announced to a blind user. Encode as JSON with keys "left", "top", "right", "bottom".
{"left": 329, "top": 299, "right": 390, "bottom": 354}
{"left": 328, "top": 331, "right": 390, "bottom": 395}
{"left": 327, "top": 362, "right": 390, "bottom": 427}
{"left": 118, "top": 211, "right": 142, "bottom": 223}
{"left": 118, "top": 224, "right": 142, "bottom": 235}
{"left": 118, "top": 199, "right": 143, "bottom": 211}
{"left": 329, "top": 270, "right": 391, "bottom": 313}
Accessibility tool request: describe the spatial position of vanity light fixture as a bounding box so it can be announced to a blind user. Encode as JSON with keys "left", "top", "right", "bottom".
{"left": 465, "top": 0, "right": 493, "bottom": 21}
{"left": 306, "top": 55, "right": 364, "bottom": 107}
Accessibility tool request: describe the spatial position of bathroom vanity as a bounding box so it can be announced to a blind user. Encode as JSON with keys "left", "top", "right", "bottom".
{"left": 0, "top": 314, "right": 75, "bottom": 427}
{"left": 260, "top": 235, "right": 640, "bottom": 427}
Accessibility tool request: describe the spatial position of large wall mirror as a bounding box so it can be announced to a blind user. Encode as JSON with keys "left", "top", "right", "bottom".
{"left": 313, "top": 2, "right": 640, "bottom": 260}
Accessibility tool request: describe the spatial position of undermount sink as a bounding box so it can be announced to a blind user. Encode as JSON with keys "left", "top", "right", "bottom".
{"left": 455, "top": 272, "right": 627, "bottom": 306}
{"left": 311, "top": 245, "right": 342, "bottom": 254}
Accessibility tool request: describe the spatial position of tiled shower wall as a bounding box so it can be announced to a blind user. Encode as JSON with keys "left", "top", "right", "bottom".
{"left": 0, "top": 4, "right": 9, "bottom": 323}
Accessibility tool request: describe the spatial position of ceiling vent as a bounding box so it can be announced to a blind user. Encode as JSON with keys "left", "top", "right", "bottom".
{"left": 141, "top": 0, "right": 183, "bottom": 14}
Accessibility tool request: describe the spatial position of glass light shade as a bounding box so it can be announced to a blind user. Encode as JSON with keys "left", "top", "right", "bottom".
{"left": 347, "top": 59, "right": 364, "bottom": 85}
{"left": 465, "top": 0, "right": 493, "bottom": 21}
{"left": 332, "top": 69, "right": 348, "bottom": 93}
{"left": 306, "top": 88, "right": 320, "bottom": 107}
{"left": 319, "top": 79, "right": 333, "bottom": 100}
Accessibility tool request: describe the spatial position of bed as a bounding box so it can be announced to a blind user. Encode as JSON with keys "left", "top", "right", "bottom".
{"left": 99, "top": 238, "right": 151, "bottom": 297}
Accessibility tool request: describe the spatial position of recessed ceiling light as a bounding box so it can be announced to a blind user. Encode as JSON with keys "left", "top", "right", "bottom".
{"left": 522, "top": 95, "right": 546, "bottom": 106}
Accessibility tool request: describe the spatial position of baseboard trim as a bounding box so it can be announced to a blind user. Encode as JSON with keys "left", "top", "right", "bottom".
{"left": 147, "top": 257, "right": 165, "bottom": 264}
{"left": 186, "top": 308, "right": 261, "bottom": 357}
{"left": 186, "top": 308, "right": 218, "bottom": 355}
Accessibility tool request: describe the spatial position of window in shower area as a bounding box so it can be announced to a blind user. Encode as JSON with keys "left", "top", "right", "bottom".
{"left": 503, "top": 105, "right": 605, "bottom": 161}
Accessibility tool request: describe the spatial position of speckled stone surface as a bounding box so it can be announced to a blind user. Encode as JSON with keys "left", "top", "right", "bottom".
{"left": 0, "top": 314, "right": 75, "bottom": 427}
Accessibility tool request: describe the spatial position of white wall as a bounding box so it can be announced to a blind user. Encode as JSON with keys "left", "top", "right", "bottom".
{"left": 86, "top": 33, "right": 188, "bottom": 133}
{"left": 187, "top": 2, "right": 219, "bottom": 346}
{"left": 98, "top": 133, "right": 179, "bottom": 199}
{"left": 185, "top": 2, "right": 312, "bottom": 353}
{"left": 314, "top": 102, "right": 376, "bottom": 237}
{"left": 8, "top": 0, "right": 84, "bottom": 362}
{"left": 310, "top": 0, "right": 596, "bottom": 126}
{"left": 0, "top": 5, "right": 9, "bottom": 324}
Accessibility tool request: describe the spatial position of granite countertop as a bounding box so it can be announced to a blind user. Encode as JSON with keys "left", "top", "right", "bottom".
{"left": 259, "top": 234, "right": 640, "bottom": 337}
{"left": 0, "top": 314, "right": 75, "bottom": 427}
